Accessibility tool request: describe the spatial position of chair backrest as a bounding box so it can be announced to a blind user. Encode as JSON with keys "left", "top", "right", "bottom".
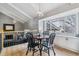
{"left": 26, "top": 32, "right": 34, "bottom": 45}
{"left": 49, "top": 33, "right": 56, "bottom": 44}
{"left": 43, "top": 31, "right": 49, "bottom": 35}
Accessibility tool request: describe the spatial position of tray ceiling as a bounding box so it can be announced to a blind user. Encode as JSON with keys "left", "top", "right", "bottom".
{"left": 0, "top": 3, "right": 79, "bottom": 23}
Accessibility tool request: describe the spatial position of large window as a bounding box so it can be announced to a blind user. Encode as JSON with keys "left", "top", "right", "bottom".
{"left": 43, "top": 14, "right": 76, "bottom": 35}
{"left": 49, "top": 18, "right": 64, "bottom": 33}
{"left": 64, "top": 14, "right": 76, "bottom": 34}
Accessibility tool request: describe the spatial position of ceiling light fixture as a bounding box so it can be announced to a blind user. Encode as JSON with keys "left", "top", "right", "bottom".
{"left": 37, "top": 3, "right": 44, "bottom": 17}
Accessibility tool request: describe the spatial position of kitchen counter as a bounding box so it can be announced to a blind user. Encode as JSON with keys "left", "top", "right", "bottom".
{"left": 54, "top": 33, "right": 79, "bottom": 53}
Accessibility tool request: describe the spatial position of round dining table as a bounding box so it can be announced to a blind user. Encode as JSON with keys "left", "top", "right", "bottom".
{"left": 34, "top": 35, "right": 49, "bottom": 56}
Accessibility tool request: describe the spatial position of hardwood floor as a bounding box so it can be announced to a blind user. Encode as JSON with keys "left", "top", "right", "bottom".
{"left": 0, "top": 43, "right": 79, "bottom": 56}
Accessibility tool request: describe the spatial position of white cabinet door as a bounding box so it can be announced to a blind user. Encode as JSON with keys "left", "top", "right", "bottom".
{"left": 55, "top": 36, "right": 66, "bottom": 48}
{"left": 66, "top": 37, "right": 79, "bottom": 52}
{"left": 55, "top": 36, "right": 79, "bottom": 52}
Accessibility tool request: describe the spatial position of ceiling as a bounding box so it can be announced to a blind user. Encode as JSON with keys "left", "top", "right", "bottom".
{"left": 0, "top": 3, "right": 79, "bottom": 23}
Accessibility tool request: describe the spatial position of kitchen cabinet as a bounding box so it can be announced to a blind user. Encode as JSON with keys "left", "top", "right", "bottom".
{"left": 55, "top": 35, "right": 79, "bottom": 53}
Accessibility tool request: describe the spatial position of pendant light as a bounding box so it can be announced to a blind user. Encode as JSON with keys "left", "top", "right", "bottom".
{"left": 37, "top": 3, "right": 43, "bottom": 17}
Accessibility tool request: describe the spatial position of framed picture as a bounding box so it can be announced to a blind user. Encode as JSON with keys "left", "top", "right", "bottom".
{"left": 3, "top": 24, "right": 15, "bottom": 31}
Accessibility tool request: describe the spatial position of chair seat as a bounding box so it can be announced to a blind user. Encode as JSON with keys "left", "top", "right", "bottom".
{"left": 29, "top": 43, "right": 39, "bottom": 48}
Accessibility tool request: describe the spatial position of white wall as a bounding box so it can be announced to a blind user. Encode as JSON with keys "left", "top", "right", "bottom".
{"left": 0, "top": 12, "right": 24, "bottom": 31}
{"left": 38, "top": 20, "right": 43, "bottom": 33}
{"left": 24, "top": 19, "right": 38, "bottom": 30}
{"left": 15, "top": 21, "right": 24, "bottom": 31}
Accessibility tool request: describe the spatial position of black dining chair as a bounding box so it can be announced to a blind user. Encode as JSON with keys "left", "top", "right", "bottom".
{"left": 42, "top": 33, "right": 56, "bottom": 56}
{"left": 26, "top": 32, "right": 39, "bottom": 56}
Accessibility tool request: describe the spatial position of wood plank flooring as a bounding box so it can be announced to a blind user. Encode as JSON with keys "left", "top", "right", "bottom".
{"left": 0, "top": 43, "right": 79, "bottom": 56}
